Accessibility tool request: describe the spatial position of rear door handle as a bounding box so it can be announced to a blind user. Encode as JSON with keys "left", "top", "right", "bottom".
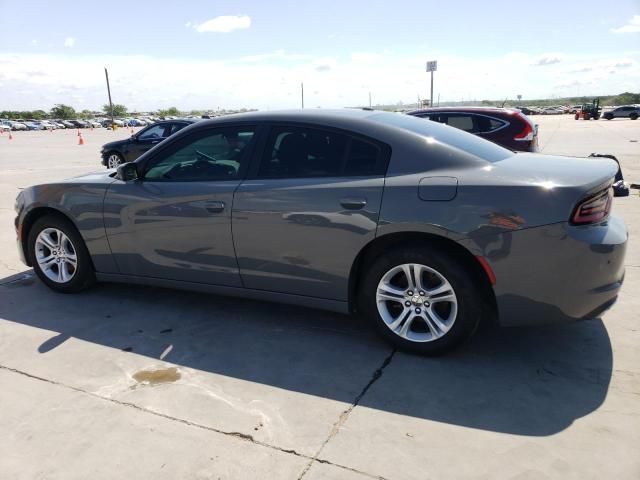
{"left": 340, "top": 197, "right": 367, "bottom": 210}
{"left": 205, "top": 201, "right": 225, "bottom": 213}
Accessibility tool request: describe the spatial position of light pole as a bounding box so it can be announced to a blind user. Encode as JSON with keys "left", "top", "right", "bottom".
{"left": 426, "top": 60, "right": 437, "bottom": 107}
{"left": 301, "top": 82, "right": 304, "bottom": 109}
{"left": 104, "top": 67, "right": 114, "bottom": 129}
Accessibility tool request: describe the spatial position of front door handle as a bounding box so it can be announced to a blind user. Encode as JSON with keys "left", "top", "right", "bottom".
{"left": 205, "top": 201, "right": 225, "bottom": 213}
{"left": 340, "top": 197, "right": 367, "bottom": 210}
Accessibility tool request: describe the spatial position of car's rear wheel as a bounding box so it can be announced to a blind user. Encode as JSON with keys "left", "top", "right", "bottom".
{"left": 359, "top": 246, "right": 484, "bottom": 355}
{"left": 630, "top": 113, "right": 638, "bottom": 120}
{"left": 28, "top": 215, "right": 95, "bottom": 293}
{"left": 106, "top": 152, "right": 124, "bottom": 168}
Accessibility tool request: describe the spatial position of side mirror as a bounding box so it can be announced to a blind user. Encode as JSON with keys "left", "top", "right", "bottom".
{"left": 116, "top": 162, "right": 139, "bottom": 181}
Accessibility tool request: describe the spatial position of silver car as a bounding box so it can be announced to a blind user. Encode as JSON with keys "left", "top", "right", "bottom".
{"left": 603, "top": 105, "right": 640, "bottom": 120}
{"left": 14, "top": 110, "right": 627, "bottom": 355}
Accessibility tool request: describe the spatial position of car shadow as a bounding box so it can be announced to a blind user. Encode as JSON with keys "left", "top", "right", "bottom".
{"left": 0, "top": 271, "right": 613, "bottom": 436}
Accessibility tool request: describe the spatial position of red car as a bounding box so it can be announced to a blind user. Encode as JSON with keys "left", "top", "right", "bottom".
{"left": 407, "top": 107, "right": 538, "bottom": 152}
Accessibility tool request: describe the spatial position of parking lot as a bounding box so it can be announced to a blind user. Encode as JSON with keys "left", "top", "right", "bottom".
{"left": 0, "top": 115, "right": 638, "bottom": 479}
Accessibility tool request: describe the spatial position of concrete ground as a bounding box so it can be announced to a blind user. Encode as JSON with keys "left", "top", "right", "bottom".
{"left": 0, "top": 116, "right": 638, "bottom": 479}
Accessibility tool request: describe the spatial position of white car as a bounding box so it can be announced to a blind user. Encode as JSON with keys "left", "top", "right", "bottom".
{"left": 8, "top": 121, "right": 28, "bottom": 131}
{"left": 88, "top": 120, "right": 102, "bottom": 128}
{"left": 0, "top": 122, "right": 11, "bottom": 132}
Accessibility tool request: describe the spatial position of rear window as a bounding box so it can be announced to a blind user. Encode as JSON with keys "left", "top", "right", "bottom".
{"left": 370, "top": 112, "right": 513, "bottom": 162}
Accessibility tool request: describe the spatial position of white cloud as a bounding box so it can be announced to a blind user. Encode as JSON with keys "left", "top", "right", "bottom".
{"left": 350, "top": 52, "right": 381, "bottom": 63}
{"left": 191, "top": 15, "right": 251, "bottom": 33}
{"left": 531, "top": 53, "right": 563, "bottom": 66}
{"left": 238, "top": 49, "right": 310, "bottom": 63}
{"left": 611, "top": 15, "right": 640, "bottom": 33}
{"left": 64, "top": 37, "right": 75, "bottom": 48}
{"left": 0, "top": 50, "right": 638, "bottom": 111}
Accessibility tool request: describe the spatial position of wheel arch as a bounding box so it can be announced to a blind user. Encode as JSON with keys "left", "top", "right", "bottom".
{"left": 21, "top": 206, "right": 84, "bottom": 267}
{"left": 348, "top": 231, "right": 497, "bottom": 322}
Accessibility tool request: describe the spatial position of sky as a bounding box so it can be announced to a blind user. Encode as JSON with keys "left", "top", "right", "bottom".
{"left": 0, "top": 0, "right": 639, "bottom": 111}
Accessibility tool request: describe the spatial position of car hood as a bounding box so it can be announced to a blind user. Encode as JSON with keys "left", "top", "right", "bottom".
{"left": 101, "top": 138, "right": 129, "bottom": 151}
{"left": 66, "top": 169, "right": 118, "bottom": 183}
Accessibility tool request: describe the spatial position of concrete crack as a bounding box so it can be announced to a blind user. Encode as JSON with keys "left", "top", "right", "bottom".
{"left": 297, "top": 349, "right": 396, "bottom": 480}
{"left": 0, "top": 363, "right": 387, "bottom": 479}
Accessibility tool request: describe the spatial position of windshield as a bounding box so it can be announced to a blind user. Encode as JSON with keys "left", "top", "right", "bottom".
{"left": 369, "top": 112, "right": 513, "bottom": 162}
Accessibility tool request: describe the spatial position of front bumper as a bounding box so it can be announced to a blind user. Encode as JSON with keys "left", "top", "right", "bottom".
{"left": 14, "top": 214, "right": 28, "bottom": 266}
{"left": 487, "top": 215, "right": 627, "bottom": 327}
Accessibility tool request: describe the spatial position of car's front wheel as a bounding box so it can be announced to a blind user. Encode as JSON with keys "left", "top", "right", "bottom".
{"left": 630, "top": 113, "right": 638, "bottom": 120}
{"left": 359, "top": 246, "right": 484, "bottom": 355}
{"left": 28, "top": 215, "right": 95, "bottom": 293}
{"left": 106, "top": 152, "right": 124, "bottom": 168}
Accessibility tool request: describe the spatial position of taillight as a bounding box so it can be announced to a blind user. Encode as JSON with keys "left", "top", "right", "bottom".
{"left": 513, "top": 114, "right": 534, "bottom": 141}
{"left": 571, "top": 188, "right": 612, "bottom": 225}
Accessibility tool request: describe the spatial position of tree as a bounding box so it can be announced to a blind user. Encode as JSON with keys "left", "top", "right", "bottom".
{"left": 157, "top": 107, "right": 180, "bottom": 117}
{"left": 31, "top": 110, "right": 48, "bottom": 120}
{"left": 50, "top": 104, "right": 76, "bottom": 119}
{"left": 103, "top": 104, "right": 128, "bottom": 117}
{"left": 78, "top": 109, "right": 93, "bottom": 120}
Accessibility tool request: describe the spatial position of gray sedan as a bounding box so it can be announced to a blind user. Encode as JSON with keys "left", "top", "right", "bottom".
{"left": 13, "top": 110, "right": 627, "bottom": 355}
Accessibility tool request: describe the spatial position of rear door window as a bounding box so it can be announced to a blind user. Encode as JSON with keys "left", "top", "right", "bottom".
{"left": 444, "top": 114, "right": 475, "bottom": 132}
{"left": 256, "top": 126, "right": 388, "bottom": 178}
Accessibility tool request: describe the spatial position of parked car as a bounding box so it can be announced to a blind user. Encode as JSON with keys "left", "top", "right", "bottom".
{"left": 100, "top": 119, "right": 197, "bottom": 168}
{"left": 51, "top": 120, "right": 67, "bottom": 129}
{"left": 0, "top": 122, "right": 11, "bottom": 132}
{"left": 38, "top": 121, "right": 57, "bottom": 130}
{"left": 407, "top": 107, "right": 538, "bottom": 152}
{"left": 68, "top": 119, "right": 89, "bottom": 128}
{"left": 14, "top": 110, "right": 627, "bottom": 355}
{"left": 603, "top": 105, "right": 640, "bottom": 120}
{"left": 8, "top": 121, "right": 28, "bottom": 131}
{"left": 87, "top": 120, "right": 102, "bottom": 128}
{"left": 101, "top": 119, "right": 125, "bottom": 128}
{"left": 23, "top": 122, "right": 43, "bottom": 130}
{"left": 515, "top": 106, "right": 534, "bottom": 115}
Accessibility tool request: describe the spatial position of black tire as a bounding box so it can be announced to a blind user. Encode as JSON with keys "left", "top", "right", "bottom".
{"left": 605, "top": 114, "right": 613, "bottom": 120}
{"left": 27, "top": 214, "right": 95, "bottom": 293}
{"left": 358, "top": 245, "right": 485, "bottom": 356}
{"left": 630, "top": 113, "right": 638, "bottom": 120}
{"left": 105, "top": 151, "right": 124, "bottom": 168}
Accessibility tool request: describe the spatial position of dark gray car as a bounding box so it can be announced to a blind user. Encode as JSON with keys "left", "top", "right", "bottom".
{"left": 14, "top": 110, "right": 627, "bottom": 355}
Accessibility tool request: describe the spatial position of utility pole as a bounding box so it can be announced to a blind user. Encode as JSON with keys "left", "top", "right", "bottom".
{"left": 369, "top": 91, "right": 372, "bottom": 108}
{"left": 104, "top": 67, "right": 114, "bottom": 129}
{"left": 301, "top": 82, "right": 304, "bottom": 109}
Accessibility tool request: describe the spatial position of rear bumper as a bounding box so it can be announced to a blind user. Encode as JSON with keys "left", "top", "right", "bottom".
{"left": 487, "top": 216, "right": 627, "bottom": 327}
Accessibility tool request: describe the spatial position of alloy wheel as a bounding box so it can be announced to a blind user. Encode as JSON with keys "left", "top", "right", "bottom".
{"left": 376, "top": 263, "right": 458, "bottom": 342}
{"left": 35, "top": 228, "right": 78, "bottom": 283}
{"left": 107, "top": 154, "right": 122, "bottom": 168}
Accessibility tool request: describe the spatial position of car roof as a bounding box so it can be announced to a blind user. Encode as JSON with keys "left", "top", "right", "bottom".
{"left": 406, "top": 106, "right": 518, "bottom": 115}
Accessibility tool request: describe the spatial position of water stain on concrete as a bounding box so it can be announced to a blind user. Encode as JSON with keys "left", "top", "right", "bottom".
{"left": 132, "top": 367, "right": 181, "bottom": 385}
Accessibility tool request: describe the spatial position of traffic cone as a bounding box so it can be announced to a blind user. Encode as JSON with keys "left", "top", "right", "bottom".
{"left": 9, "top": 131, "right": 14, "bottom": 140}
{"left": 130, "top": 127, "right": 134, "bottom": 134}
{"left": 78, "top": 133, "right": 84, "bottom": 145}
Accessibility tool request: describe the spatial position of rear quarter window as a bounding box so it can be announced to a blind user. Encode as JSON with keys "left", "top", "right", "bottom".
{"left": 372, "top": 112, "right": 513, "bottom": 162}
